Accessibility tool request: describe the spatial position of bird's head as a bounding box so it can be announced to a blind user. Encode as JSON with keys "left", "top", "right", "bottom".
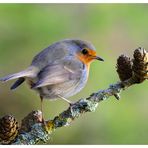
{"left": 68, "top": 39, "right": 104, "bottom": 66}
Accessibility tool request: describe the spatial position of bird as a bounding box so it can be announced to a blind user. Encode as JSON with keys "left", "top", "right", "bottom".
{"left": 0, "top": 39, "right": 104, "bottom": 121}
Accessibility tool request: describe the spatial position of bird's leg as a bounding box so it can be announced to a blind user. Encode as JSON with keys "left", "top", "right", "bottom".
{"left": 40, "top": 96, "right": 45, "bottom": 124}
{"left": 57, "top": 95, "right": 74, "bottom": 106}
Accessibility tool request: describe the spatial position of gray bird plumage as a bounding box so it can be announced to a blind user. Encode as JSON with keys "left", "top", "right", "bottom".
{"left": 0, "top": 39, "right": 96, "bottom": 100}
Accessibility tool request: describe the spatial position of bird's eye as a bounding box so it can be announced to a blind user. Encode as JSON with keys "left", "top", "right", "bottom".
{"left": 81, "top": 48, "right": 88, "bottom": 55}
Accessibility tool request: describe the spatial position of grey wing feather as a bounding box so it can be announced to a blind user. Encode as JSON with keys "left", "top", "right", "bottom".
{"left": 10, "top": 77, "right": 25, "bottom": 90}
{"left": 31, "top": 42, "right": 69, "bottom": 69}
{"left": 32, "top": 59, "right": 83, "bottom": 88}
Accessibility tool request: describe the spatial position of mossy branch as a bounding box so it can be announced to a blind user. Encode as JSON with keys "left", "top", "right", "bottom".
{"left": 0, "top": 47, "right": 147, "bottom": 145}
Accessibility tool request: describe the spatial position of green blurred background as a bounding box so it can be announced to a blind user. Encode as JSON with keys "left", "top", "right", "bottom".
{"left": 0, "top": 4, "right": 148, "bottom": 144}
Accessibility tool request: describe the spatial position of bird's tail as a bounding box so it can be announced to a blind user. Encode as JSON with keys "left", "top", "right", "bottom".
{"left": 0, "top": 66, "right": 37, "bottom": 82}
{"left": 0, "top": 66, "right": 38, "bottom": 90}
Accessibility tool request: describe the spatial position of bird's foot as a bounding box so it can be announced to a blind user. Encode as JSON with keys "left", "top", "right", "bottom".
{"left": 42, "top": 118, "right": 47, "bottom": 126}
{"left": 114, "top": 93, "right": 121, "bottom": 100}
{"left": 69, "top": 101, "right": 75, "bottom": 106}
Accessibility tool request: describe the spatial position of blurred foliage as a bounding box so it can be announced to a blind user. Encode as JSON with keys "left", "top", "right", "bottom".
{"left": 0, "top": 4, "right": 148, "bottom": 144}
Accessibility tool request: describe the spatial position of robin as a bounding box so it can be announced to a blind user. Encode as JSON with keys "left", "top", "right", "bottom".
{"left": 0, "top": 39, "right": 104, "bottom": 120}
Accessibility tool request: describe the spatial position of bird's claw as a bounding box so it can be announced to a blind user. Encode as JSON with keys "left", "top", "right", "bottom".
{"left": 114, "top": 93, "right": 121, "bottom": 100}
{"left": 69, "top": 101, "right": 75, "bottom": 106}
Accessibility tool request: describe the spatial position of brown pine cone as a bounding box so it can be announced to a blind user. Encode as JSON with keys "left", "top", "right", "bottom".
{"left": 116, "top": 55, "right": 133, "bottom": 81}
{"left": 0, "top": 115, "right": 19, "bottom": 144}
{"left": 132, "top": 47, "right": 148, "bottom": 83}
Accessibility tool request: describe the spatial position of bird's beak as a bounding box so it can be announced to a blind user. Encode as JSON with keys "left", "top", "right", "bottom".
{"left": 93, "top": 56, "right": 104, "bottom": 61}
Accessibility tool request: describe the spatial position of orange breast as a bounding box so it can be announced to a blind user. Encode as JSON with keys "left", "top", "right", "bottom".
{"left": 76, "top": 49, "right": 96, "bottom": 68}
